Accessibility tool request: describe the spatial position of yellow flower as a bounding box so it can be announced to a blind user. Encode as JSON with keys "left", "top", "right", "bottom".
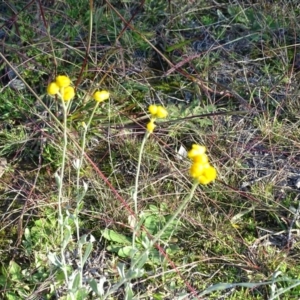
{"left": 155, "top": 106, "right": 168, "bottom": 118}
{"left": 188, "top": 144, "right": 217, "bottom": 184}
{"left": 61, "top": 86, "right": 75, "bottom": 101}
{"left": 197, "top": 166, "right": 217, "bottom": 185}
{"left": 148, "top": 105, "right": 168, "bottom": 118}
{"left": 47, "top": 82, "right": 59, "bottom": 95}
{"left": 56, "top": 75, "right": 71, "bottom": 88}
{"left": 148, "top": 105, "right": 158, "bottom": 116}
{"left": 146, "top": 105, "right": 168, "bottom": 133}
{"left": 192, "top": 153, "right": 209, "bottom": 164}
{"left": 93, "top": 90, "right": 110, "bottom": 102}
{"left": 190, "top": 162, "right": 205, "bottom": 178}
{"left": 188, "top": 144, "right": 206, "bottom": 160}
{"left": 146, "top": 120, "right": 156, "bottom": 133}
{"left": 204, "top": 165, "right": 217, "bottom": 181}
{"left": 197, "top": 176, "right": 212, "bottom": 185}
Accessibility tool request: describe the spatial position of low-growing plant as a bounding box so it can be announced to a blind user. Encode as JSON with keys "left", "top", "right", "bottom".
{"left": 46, "top": 74, "right": 110, "bottom": 299}
{"left": 2, "top": 0, "right": 300, "bottom": 299}
{"left": 101, "top": 203, "right": 181, "bottom": 263}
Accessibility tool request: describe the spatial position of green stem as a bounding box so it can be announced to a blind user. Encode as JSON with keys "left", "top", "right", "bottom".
{"left": 132, "top": 181, "right": 199, "bottom": 270}
{"left": 76, "top": 101, "right": 100, "bottom": 189}
{"left": 132, "top": 131, "right": 150, "bottom": 249}
{"left": 76, "top": 0, "right": 95, "bottom": 189}
{"left": 57, "top": 98, "right": 69, "bottom": 284}
{"left": 74, "top": 101, "right": 99, "bottom": 290}
{"left": 133, "top": 132, "right": 150, "bottom": 214}
{"left": 152, "top": 181, "right": 198, "bottom": 246}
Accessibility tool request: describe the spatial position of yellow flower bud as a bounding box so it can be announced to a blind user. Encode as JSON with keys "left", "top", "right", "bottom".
{"left": 197, "top": 176, "right": 212, "bottom": 185}
{"left": 148, "top": 105, "right": 158, "bottom": 116}
{"left": 61, "top": 86, "right": 75, "bottom": 101}
{"left": 204, "top": 166, "right": 217, "bottom": 181}
{"left": 146, "top": 120, "right": 156, "bottom": 133}
{"left": 190, "top": 162, "right": 205, "bottom": 178}
{"left": 192, "top": 153, "right": 209, "bottom": 164}
{"left": 47, "top": 82, "right": 59, "bottom": 95}
{"left": 188, "top": 144, "right": 206, "bottom": 159}
{"left": 55, "top": 75, "right": 71, "bottom": 88}
{"left": 197, "top": 166, "right": 217, "bottom": 185}
{"left": 188, "top": 144, "right": 216, "bottom": 184}
{"left": 155, "top": 106, "right": 168, "bottom": 118}
{"left": 93, "top": 90, "right": 110, "bottom": 102}
{"left": 148, "top": 105, "right": 168, "bottom": 118}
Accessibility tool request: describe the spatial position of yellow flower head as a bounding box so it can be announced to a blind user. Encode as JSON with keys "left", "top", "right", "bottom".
{"left": 148, "top": 105, "right": 158, "bottom": 116}
{"left": 148, "top": 105, "right": 168, "bottom": 119}
{"left": 188, "top": 144, "right": 206, "bottom": 160}
{"left": 188, "top": 144, "right": 217, "bottom": 185}
{"left": 204, "top": 165, "right": 217, "bottom": 180}
{"left": 55, "top": 75, "right": 71, "bottom": 88}
{"left": 197, "top": 176, "right": 212, "bottom": 185}
{"left": 197, "top": 166, "right": 217, "bottom": 185}
{"left": 47, "top": 82, "right": 59, "bottom": 95}
{"left": 190, "top": 162, "right": 205, "bottom": 178}
{"left": 93, "top": 90, "right": 110, "bottom": 102}
{"left": 61, "top": 86, "right": 75, "bottom": 101}
{"left": 146, "top": 120, "right": 156, "bottom": 133}
{"left": 156, "top": 106, "right": 168, "bottom": 118}
{"left": 192, "top": 153, "right": 209, "bottom": 164}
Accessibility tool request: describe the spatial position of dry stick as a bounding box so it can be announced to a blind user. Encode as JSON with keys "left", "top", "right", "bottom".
{"left": 115, "top": 0, "right": 146, "bottom": 41}
{"left": 0, "top": 53, "right": 61, "bottom": 128}
{"left": 15, "top": 134, "right": 46, "bottom": 248}
{"left": 113, "top": 0, "right": 146, "bottom": 75}
{"left": 105, "top": 0, "right": 173, "bottom": 66}
{"left": 0, "top": 52, "right": 63, "bottom": 246}
{"left": 75, "top": 0, "right": 94, "bottom": 89}
{"left": 106, "top": 0, "right": 252, "bottom": 109}
{"left": 0, "top": 51, "right": 131, "bottom": 242}
{"left": 83, "top": 152, "right": 136, "bottom": 216}
{"left": 36, "top": 0, "right": 58, "bottom": 70}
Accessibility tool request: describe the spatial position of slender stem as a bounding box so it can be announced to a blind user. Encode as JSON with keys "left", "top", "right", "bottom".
{"left": 133, "top": 132, "right": 150, "bottom": 214}
{"left": 57, "top": 98, "right": 69, "bottom": 284}
{"left": 68, "top": 2, "right": 94, "bottom": 294}
{"left": 88, "top": 0, "right": 93, "bottom": 54}
{"left": 76, "top": 101, "right": 100, "bottom": 189}
{"left": 131, "top": 181, "right": 199, "bottom": 270}
{"left": 74, "top": 101, "right": 99, "bottom": 289}
{"left": 132, "top": 131, "right": 150, "bottom": 249}
{"left": 152, "top": 182, "right": 199, "bottom": 246}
